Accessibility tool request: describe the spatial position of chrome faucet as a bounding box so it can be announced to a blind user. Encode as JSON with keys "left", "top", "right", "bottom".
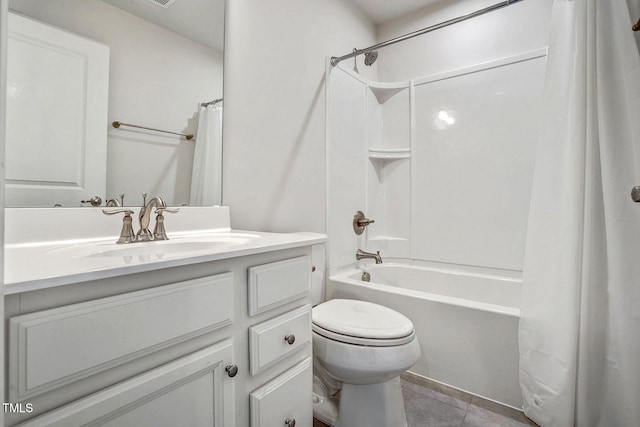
{"left": 103, "top": 194, "right": 178, "bottom": 244}
{"left": 137, "top": 196, "right": 167, "bottom": 241}
{"left": 356, "top": 249, "right": 383, "bottom": 264}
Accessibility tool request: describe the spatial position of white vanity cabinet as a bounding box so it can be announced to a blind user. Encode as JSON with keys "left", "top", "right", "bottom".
{"left": 4, "top": 244, "right": 322, "bottom": 427}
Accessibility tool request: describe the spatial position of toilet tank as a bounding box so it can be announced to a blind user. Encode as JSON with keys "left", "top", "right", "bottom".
{"left": 311, "top": 244, "right": 326, "bottom": 305}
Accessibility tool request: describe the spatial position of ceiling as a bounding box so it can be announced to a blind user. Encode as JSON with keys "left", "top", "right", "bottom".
{"left": 101, "top": 0, "right": 224, "bottom": 52}
{"left": 348, "top": 0, "right": 445, "bottom": 25}
{"left": 99, "top": 0, "right": 446, "bottom": 52}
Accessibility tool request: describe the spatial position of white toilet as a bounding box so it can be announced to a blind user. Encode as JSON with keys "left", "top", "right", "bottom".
{"left": 311, "top": 298, "right": 420, "bottom": 427}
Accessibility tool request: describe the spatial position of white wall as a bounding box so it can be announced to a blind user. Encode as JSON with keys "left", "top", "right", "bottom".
{"left": 377, "top": 0, "right": 553, "bottom": 82}
{"left": 223, "top": 0, "right": 377, "bottom": 233}
{"left": 8, "top": 0, "right": 223, "bottom": 206}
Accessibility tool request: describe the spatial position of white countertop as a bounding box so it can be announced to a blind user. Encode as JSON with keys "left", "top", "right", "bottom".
{"left": 5, "top": 229, "right": 326, "bottom": 295}
{"left": 4, "top": 206, "right": 326, "bottom": 295}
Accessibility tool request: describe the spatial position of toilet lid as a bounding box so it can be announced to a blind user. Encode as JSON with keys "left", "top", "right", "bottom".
{"left": 312, "top": 299, "right": 414, "bottom": 342}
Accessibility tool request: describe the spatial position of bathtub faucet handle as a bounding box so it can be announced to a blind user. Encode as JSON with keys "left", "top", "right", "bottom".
{"left": 353, "top": 211, "right": 375, "bottom": 235}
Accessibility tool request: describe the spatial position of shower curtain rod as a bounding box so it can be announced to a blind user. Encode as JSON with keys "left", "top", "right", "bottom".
{"left": 330, "top": 0, "right": 524, "bottom": 66}
{"left": 201, "top": 97, "right": 223, "bottom": 107}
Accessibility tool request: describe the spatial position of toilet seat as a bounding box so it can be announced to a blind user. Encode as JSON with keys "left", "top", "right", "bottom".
{"left": 312, "top": 299, "right": 415, "bottom": 347}
{"left": 312, "top": 323, "right": 416, "bottom": 346}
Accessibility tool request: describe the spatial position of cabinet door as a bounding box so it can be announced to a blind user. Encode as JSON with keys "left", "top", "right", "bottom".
{"left": 16, "top": 340, "right": 235, "bottom": 427}
{"left": 250, "top": 358, "right": 312, "bottom": 427}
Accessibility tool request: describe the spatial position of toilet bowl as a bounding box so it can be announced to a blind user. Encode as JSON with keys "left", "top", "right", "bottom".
{"left": 312, "top": 299, "right": 420, "bottom": 427}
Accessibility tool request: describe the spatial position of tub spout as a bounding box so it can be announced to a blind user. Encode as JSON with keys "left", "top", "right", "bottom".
{"left": 356, "top": 249, "right": 383, "bottom": 264}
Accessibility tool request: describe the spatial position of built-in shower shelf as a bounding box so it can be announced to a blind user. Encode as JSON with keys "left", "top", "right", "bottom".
{"left": 368, "top": 148, "right": 410, "bottom": 160}
{"left": 367, "top": 81, "right": 409, "bottom": 104}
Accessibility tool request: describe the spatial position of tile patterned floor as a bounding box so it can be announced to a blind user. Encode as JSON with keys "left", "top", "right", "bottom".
{"left": 314, "top": 373, "right": 538, "bottom": 427}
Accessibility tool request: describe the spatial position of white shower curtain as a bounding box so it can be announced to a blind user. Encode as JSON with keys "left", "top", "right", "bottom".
{"left": 190, "top": 102, "right": 222, "bottom": 206}
{"left": 518, "top": 1, "right": 640, "bottom": 426}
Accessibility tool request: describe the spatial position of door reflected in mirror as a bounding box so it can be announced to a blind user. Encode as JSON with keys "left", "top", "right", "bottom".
{"left": 5, "top": 0, "right": 224, "bottom": 207}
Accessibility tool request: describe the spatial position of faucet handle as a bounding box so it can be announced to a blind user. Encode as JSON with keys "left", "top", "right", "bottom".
{"left": 102, "top": 208, "right": 134, "bottom": 216}
{"left": 353, "top": 211, "right": 375, "bottom": 235}
{"left": 102, "top": 209, "right": 136, "bottom": 244}
{"left": 153, "top": 207, "right": 179, "bottom": 241}
{"left": 155, "top": 207, "right": 179, "bottom": 215}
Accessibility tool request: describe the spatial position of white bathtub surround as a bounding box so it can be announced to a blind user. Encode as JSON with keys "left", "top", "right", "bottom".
{"left": 327, "top": 263, "right": 522, "bottom": 408}
{"left": 519, "top": 1, "right": 640, "bottom": 426}
{"left": 326, "top": 49, "right": 546, "bottom": 273}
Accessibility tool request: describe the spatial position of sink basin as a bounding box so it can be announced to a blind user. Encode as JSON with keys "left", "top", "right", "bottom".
{"left": 89, "top": 241, "right": 234, "bottom": 257}
{"left": 46, "top": 232, "right": 260, "bottom": 259}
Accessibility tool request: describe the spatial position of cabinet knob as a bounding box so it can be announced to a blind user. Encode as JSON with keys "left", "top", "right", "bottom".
{"left": 225, "top": 364, "right": 239, "bottom": 378}
{"left": 284, "top": 334, "right": 296, "bottom": 345}
{"left": 285, "top": 418, "right": 296, "bottom": 427}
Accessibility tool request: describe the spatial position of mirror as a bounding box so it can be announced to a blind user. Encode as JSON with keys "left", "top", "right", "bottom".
{"left": 5, "top": 0, "right": 224, "bottom": 207}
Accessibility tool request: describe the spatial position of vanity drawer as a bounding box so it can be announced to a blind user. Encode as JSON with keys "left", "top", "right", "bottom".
{"left": 9, "top": 273, "right": 234, "bottom": 400}
{"left": 250, "top": 358, "right": 312, "bottom": 427}
{"left": 249, "top": 305, "right": 311, "bottom": 375}
{"left": 247, "top": 256, "right": 311, "bottom": 316}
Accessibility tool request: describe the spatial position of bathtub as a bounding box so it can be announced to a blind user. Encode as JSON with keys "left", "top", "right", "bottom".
{"left": 326, "top": 263, "right": 522, "bottom": 409}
